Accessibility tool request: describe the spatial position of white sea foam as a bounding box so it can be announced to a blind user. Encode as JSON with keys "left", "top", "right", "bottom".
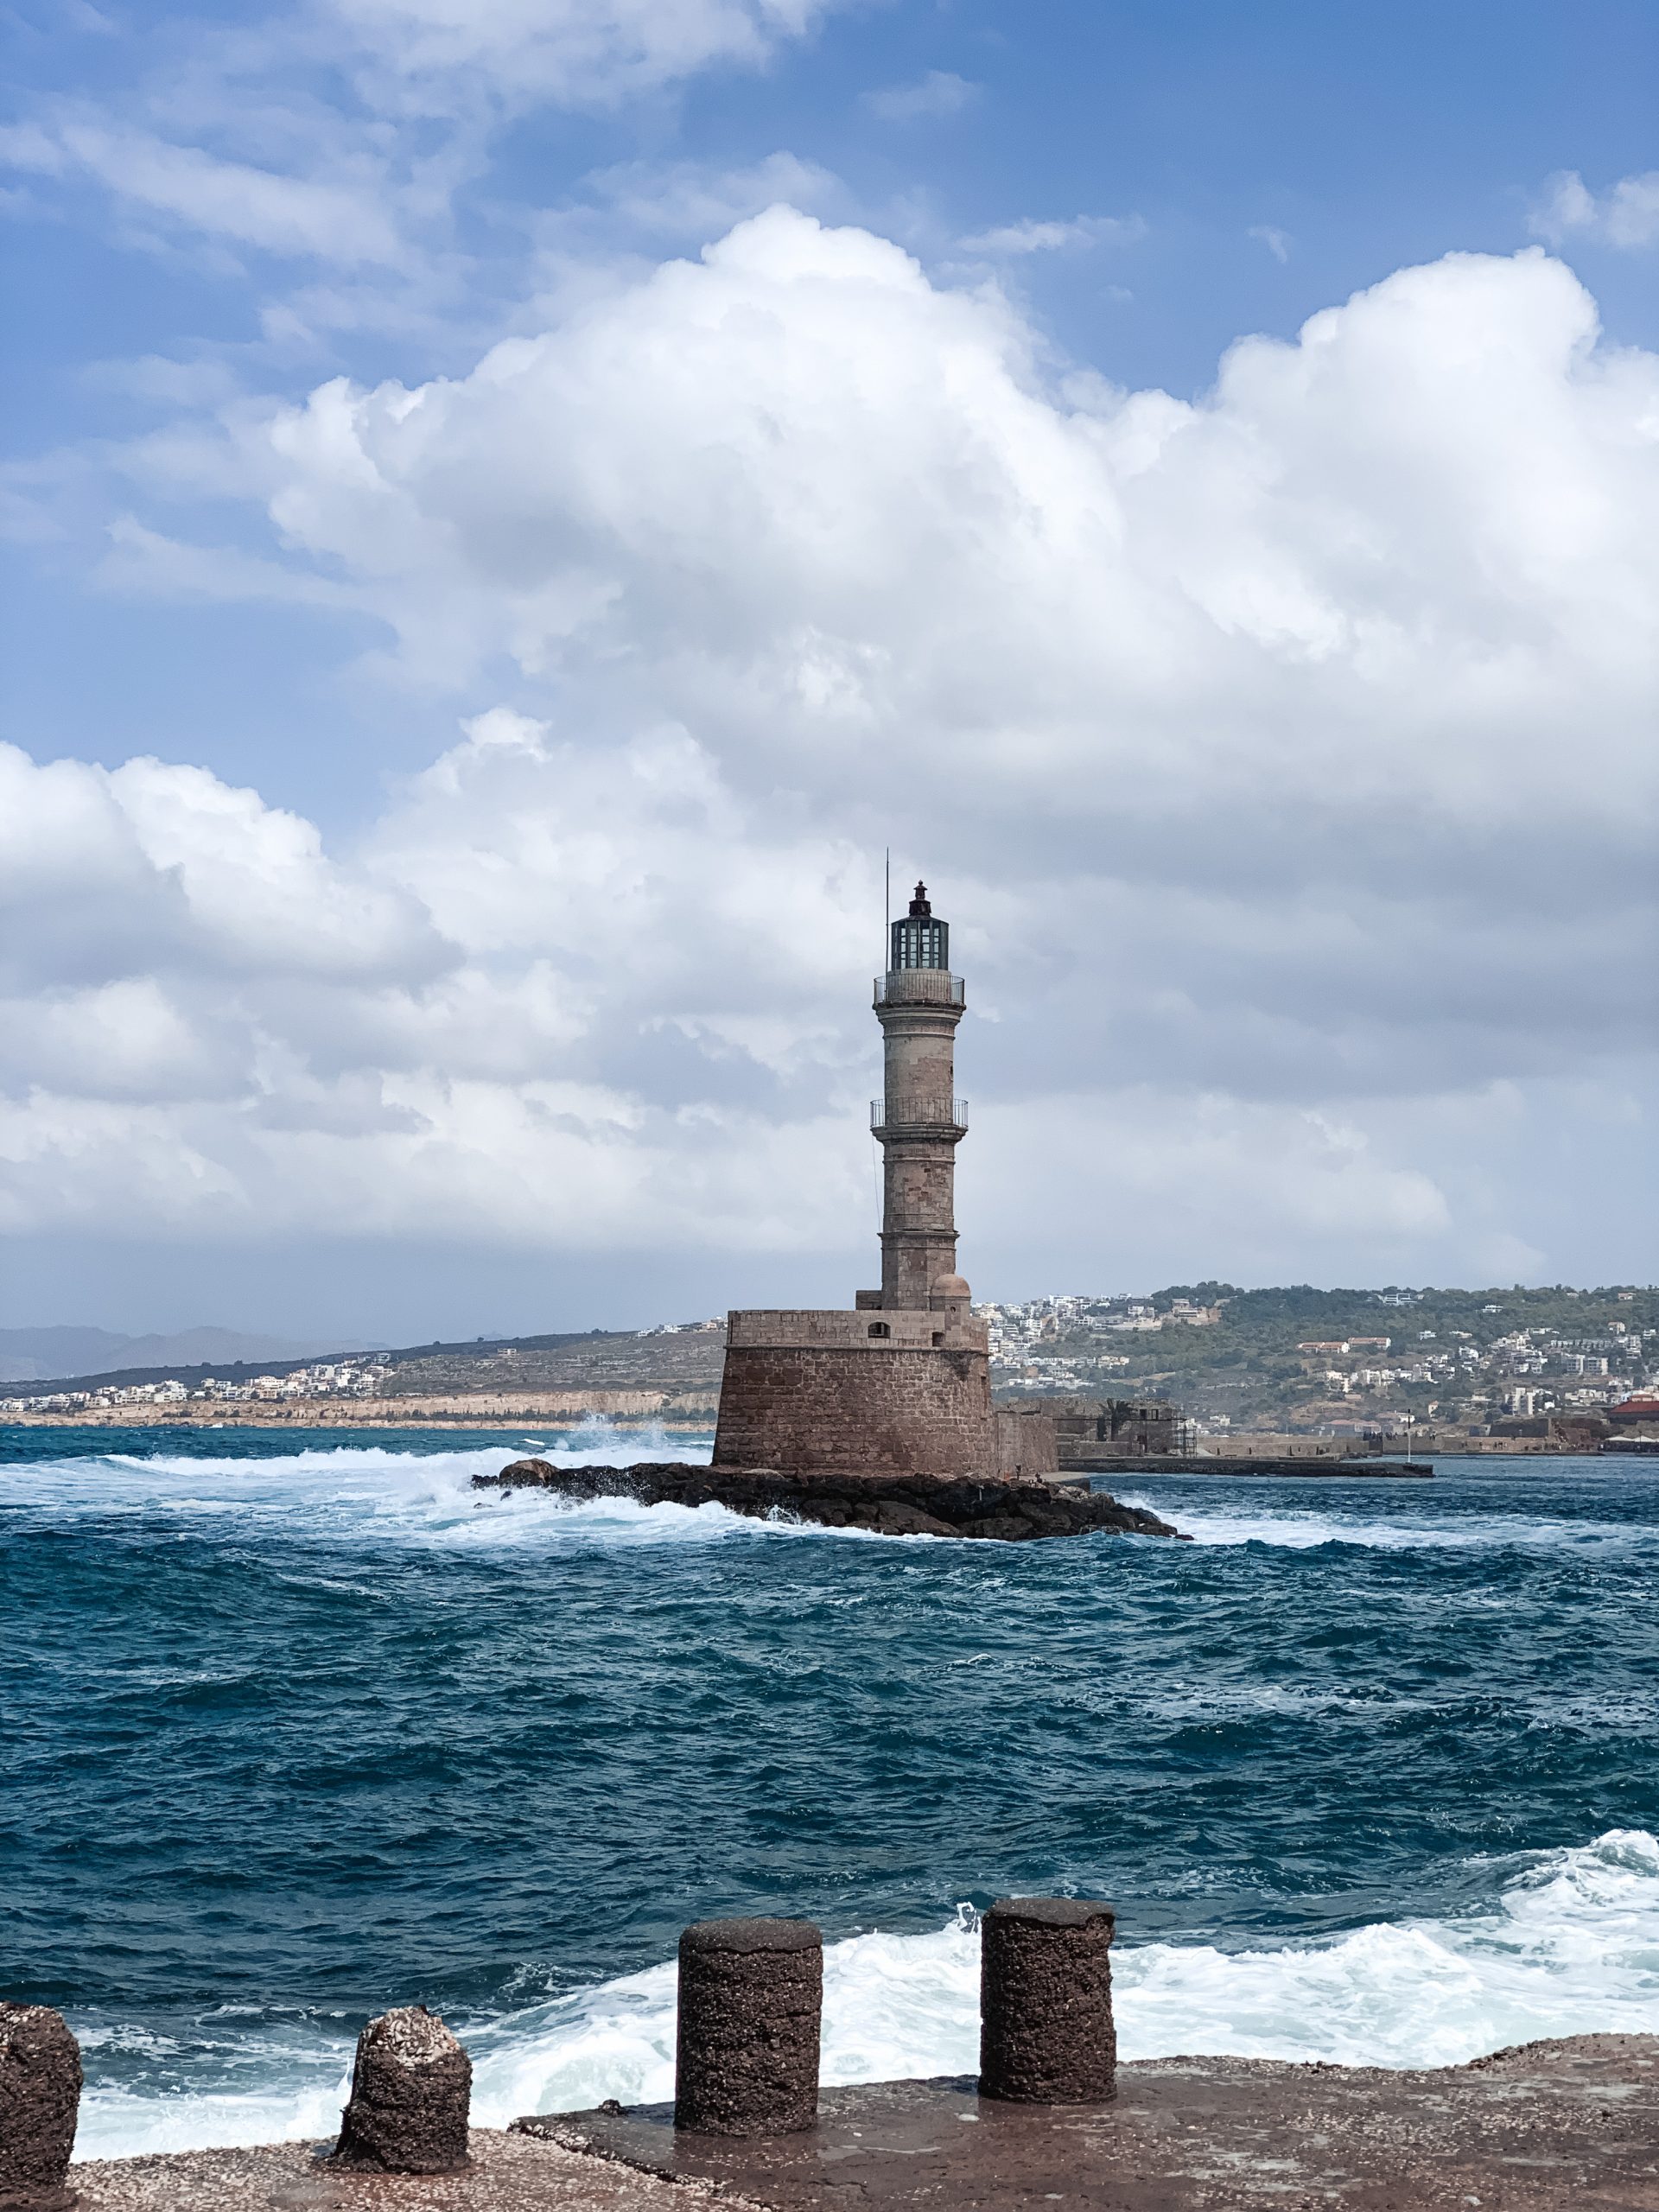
{"left": 1113, "top": 1489, "right": 1653, "bottom": 1554}
{"left": 0, "top": 1431, "right": 993, "bottom": 1555}
{"left": 73, "top": 2054, "right": 353, "bottom": 2164}
{"left": 0, "top": 1427, "right": 823, "bottom": 1558}
{"left": 69, "top": 1830, "right": 1659, "bottom": 2160}
{"left": 10, "top": 1439, "right": 1651, "bottom": 1560}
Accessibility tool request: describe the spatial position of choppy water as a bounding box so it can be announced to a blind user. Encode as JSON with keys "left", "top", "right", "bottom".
{"left": 3, "top": 1423, "right": 1656, "bottom": 2161}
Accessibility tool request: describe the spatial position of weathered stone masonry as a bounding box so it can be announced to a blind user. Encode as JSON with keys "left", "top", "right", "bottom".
{"left": 710, "top": 1343, "right": 992, "bottom": 1478}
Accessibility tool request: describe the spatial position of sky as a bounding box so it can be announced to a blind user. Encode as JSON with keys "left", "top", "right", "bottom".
{"left": 3, "top": 0, "right": 1656, "bottom": 1341}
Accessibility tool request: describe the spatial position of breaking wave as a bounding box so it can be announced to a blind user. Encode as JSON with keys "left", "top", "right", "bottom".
{"left": 1114, "top": 1482, "right": 1659, "bottom": 1554}
{"left": 10, "top": 1430, "right": 1654, "bottom": 2167}
{"left": 0, "top": 1425, "right": 808, "bottom": 1558}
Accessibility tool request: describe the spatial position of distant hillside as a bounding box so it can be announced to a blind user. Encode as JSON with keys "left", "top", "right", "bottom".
{"left": 378, "top": 1325, "right": 726, "bottom": 1399}
{"left": 8, "top": 1323, "right": 726, "bottom": 1401}
{"left": 10, "top": 1287, "right": 1652, "bottom": 1431}
{"left": 0, "top": 1325, "right": 385, "bottom": 1386}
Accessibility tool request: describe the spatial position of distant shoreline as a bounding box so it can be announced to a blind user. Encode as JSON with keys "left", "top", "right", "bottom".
{"left": 1, "top": 1399, "right": 715, "bottom": 1432}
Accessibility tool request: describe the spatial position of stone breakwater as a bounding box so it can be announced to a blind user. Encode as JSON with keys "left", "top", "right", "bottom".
{"left": 474, "top": 1460, "right": 1186, "bottom": 1541}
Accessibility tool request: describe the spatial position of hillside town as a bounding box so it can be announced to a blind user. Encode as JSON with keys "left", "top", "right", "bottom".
{"left": 982, "top": 1284, "right": 1658, "bottom": 1444}
{"left": 3, "top": 1359, "right": 397, "bottom": 1418}
{"left": 4, "top": 1286, "right": 1656, "bottom": 1447}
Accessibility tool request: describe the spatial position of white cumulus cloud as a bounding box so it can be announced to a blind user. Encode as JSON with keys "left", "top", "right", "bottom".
{"left": 5, "top": 214, "right": 1656, "bottom": 1287}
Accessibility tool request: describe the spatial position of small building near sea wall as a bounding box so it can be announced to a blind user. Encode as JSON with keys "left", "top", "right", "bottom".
{"left": 1045, "top": 1397, "right": 1180, "bottom": 1467}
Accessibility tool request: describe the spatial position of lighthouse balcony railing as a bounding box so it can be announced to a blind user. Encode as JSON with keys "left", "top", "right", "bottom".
{"left": 874, "top": 971, "right": 964, "bottom": 1008}
{"left": 871, "top": 1097, "right": 969, "bottom": 1134}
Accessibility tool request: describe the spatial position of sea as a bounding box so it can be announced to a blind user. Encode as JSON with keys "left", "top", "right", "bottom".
{"left": 3, "top": 1422, "right": 1656, "bottom": 2164}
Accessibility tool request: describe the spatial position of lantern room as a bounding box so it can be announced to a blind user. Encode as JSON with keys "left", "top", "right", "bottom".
{"left": 889, "top": 881, "right": 950, "bottom": 971}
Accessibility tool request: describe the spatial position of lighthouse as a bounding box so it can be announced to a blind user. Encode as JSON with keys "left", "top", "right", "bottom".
{"left": 711, "top": 878, "right": 1001, "bottom": 1478}
{"left": 872, "top": 882, "right": 971, "bottom": 1316}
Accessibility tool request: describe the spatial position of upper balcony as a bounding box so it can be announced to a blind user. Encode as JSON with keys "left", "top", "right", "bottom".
{"left": 871, "top": 1096, "right": 969, "bottom": 1137}
{"left": 874, "top": 970, "right": 964, "bottom": 1009}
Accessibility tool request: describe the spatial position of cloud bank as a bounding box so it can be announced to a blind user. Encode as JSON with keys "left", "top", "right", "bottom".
{"left": 7, "top": 214, "right": 1657, "bottom": 1294}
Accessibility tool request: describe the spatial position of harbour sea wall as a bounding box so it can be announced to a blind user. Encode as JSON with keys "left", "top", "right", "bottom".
{"left": 2, "top": 1393, "right": 718, "bottom": 1428}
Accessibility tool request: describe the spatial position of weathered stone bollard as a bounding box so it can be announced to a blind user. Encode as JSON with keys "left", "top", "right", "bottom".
{"left": 331, "top": 2005, "right": 472, "bottom": 2173}
{"left": 0, "top": 2003, "right": 82, "bottom": 2212}
{"left": 979, "top": 1897, "right": 1116, "bottom": 2104}
{"left": 674, "top": 1918, "right": 822, "bottom": 2135}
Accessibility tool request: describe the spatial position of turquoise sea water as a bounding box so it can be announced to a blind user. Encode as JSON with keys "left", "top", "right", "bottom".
{"left": 3, "top": 1422, "right": 1657, "bottom": 2158}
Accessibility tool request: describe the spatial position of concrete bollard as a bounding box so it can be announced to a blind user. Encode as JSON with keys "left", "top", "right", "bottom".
{"left": 331, "top": 2005, "right": 472, "bottom": 2173}
{"left": 674, "top": 1918, "right": 822, "bottom": 2135}
{"left": 979, "top": 1897, "right": 1116, "bottom": 2104}
{"left": 0, "top": 2003, "right": 82, "bottom": 2212}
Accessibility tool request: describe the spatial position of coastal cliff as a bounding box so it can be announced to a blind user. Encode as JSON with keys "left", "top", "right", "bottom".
{"left": 473, "top": 1459, "right": 1185, "bottom": 1541}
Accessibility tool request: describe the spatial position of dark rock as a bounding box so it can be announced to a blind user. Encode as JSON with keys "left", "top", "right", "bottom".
{"left": 675, "top": 1919, "right": 822, "bottom": 2137}
{"left": 979, "top": 1897, "right": 1116, "bottom": 2104}
{"left": 0, "top": 2004, "right": 81, "bottom": 2212}
{"left": 331, "top": 2005, "right": 471, "bottom": 2174}
{"left": 476, "top": 1461, "right": 1186, "bottom": 1543}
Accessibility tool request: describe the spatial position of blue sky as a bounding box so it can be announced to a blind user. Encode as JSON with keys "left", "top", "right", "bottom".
{"left": 3, "top": 0, "right": 1656, "bottom": 1336}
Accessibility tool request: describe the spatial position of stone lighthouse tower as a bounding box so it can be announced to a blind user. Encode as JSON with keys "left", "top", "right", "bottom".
{"left": 712, "top": 878, "right": 998, "bottom": 1478}
{"left": 872, "top": 882, "right": 969, "bottom": 1316}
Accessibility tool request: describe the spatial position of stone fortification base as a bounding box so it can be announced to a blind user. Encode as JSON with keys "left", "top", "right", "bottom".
{"left": 474, "top": 1460, "right": 1184, "bottom": 1541}
{"left": 712, "top": 1325, "right": 995, "bottom": 1482}
{"left": 524, "top": 2037, "right": 1659, "bottom": 2211}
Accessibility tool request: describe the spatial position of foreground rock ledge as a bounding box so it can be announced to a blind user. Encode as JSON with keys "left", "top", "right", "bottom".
{"left": 474, "top": 1460, "right": 1185, "bottom": 1541}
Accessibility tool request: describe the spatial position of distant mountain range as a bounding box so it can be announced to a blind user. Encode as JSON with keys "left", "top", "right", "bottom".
{"left": 0, "top": 1325, "right": 385, "bottom": 1385}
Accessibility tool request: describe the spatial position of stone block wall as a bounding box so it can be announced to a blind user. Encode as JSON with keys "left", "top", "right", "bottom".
{"left": 714, "top": 1316, "right": 995, "bottom": 1475}
{"left": 995, "top": 1406, "right": 1059, "bottom": 1477}
{"left": 726, "top": 1309, "right": 987, "bottom": 1354}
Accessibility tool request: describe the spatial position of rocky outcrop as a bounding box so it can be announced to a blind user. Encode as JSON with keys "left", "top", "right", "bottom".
{"left": 473, "top": 1460, "right": 1185, "bottom": 1541}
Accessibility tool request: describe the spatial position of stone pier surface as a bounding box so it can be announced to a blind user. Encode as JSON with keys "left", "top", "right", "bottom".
{"left": 50, "top": 2036, "right": 1659, "bottom": 2210}
{"left": 474, "top": 1460, "right": 1185, "bottom": 1541}
{"left": 525, "top": 2037, "right": 1659, "bottom": 2210}
{"left": 63, "top": 2128, "right": 721, "bottom": 2211}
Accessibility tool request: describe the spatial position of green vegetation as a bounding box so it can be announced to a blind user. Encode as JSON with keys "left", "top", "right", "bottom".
{"left": 1001, "top": 1283, "right": 1657, "bottom": 1431}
